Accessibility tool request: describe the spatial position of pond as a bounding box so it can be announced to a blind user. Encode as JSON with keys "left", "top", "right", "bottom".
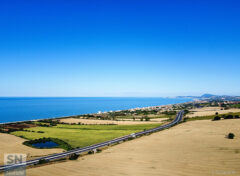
{"left": 32, "top": 141, "right": 59, "bottom": 148}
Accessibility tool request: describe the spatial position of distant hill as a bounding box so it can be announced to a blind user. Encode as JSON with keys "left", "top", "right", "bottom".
{"left": 177, "top": 94, "right": 240, "bottom": 101}
{"left": 200, "top": 94, "right": 216, "bottom": 98}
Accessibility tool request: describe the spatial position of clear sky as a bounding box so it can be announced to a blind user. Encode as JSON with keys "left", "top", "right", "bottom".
{"left": 0, "top": 0, "right": 240, "bottom": 97}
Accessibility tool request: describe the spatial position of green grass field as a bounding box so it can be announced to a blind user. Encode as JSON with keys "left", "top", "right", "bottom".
{"left": 11, "top": 123, "right": 162, "bottom": 148}
{"left": 229, "top": 104, "right": 240, "bottom": 108}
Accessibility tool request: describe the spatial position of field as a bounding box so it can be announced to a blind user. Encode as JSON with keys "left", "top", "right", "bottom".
{"left": 25, "top": 119, "right": 240, "bottom": 176}
{"left": 185, "top": 112, "right": 240, "bottom": 122}
{"left": 0, "top": 133, "right": 62, "bottom": 165}
{"left": 11, "top": 123, "right": 162, "bottom": 148}
{"left": 59, "top": 117, "right": 168, "bottom": 125}
{"left": 186, "top": 107, "right": 240, "bottom": 117}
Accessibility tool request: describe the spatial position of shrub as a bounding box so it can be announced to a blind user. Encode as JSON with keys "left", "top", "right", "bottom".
{"left": 96, "top": 149, "right": 102, "bottom": 153}
{"left": 213, "top": 116, "right": 221, "bottom": 121}
{"left": 163, "top": 111, "right": 177, "bottom": 115}
{"left": 234, "top": 115, "right": 240, "bottom": 119}
{"left": 184, "top": 110, "right": 189, "bottom": 115}
{"left": 88, "top": 150, "right": 94, "bottom": 154}
{"left": 38, "top": 159, "right": 48, "bottom": 164}
{"left": 145, "top": 117, "right": 150, "bottom": 121}
{"left": 224, "top": 115, "right": 233, "bottom": 119}
{"left": 227, "top": 133, "right": 235, "bottom": 139}
{"left": 69, "top": 153, "right": 79, "bottom": 160}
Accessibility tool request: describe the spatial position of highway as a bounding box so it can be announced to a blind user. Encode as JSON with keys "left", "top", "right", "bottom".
{"left": 0, "top": 110, "right": 184, "bottom": 171}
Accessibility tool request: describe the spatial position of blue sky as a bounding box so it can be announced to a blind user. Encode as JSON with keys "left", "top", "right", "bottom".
{"left": 0, "top": 0, "right": 240, "bottom": 97}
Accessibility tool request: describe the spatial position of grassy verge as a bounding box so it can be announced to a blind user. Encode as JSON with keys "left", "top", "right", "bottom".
{"left": 11, "top": 123, "right": 162, "bottom": 149}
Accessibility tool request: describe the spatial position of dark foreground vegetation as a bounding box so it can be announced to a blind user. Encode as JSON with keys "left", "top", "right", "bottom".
{"left": 227, "top": 133, "right": 235, "bottom": 139}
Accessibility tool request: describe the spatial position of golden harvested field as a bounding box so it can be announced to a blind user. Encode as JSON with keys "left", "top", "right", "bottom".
{"left": 0, "top": 133, "right": 63, "bottom": 165}
{"left": 26, "top": 119, "right": 240, "bottom": 176}
{"left": 59, "top": 117, "right": 168, "bottom": 125}
{"left": 187, "top": 107, "right": 240, "bottom": 117}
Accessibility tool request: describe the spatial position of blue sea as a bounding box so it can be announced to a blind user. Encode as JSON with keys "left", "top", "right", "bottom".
{"left": 0, "top": 97, "right": 192, "bottom": 123}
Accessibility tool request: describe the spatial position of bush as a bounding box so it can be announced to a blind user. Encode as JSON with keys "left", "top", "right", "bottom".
{"left": 227, "top": 133, "right": 235, "bottom": 139}
{"left": 224, "top": 115, "right": 234, "bottom": 119}
{"left": 184, "top": 110, "right": 189, "bottom": 115}
{"left": 69, "top": 153, "right": 79, "bottom": 160}
{"left": 145, "top": 117, "right": 150, "bottom": 121}
{"left": 213, "top": 116, "right": 221, "bottom": 121}
{"left": 234, "top": 115, "right": 240, "bottom": 119}
{"left": 88, "top": 150, "right": 94, "bottom": 154}
{"left": 38, "top": 159, "right": 48, "bottom": 164}
{"left": 96, "top": 149, "right": 102, "bottom": 153}
{"left": 163, "top": 111, "right": 177, "bottom": 115}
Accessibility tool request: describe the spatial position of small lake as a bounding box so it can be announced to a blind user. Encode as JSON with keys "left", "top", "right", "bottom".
{"left": 32, "top": 141, "right": 59, "bottom": 148}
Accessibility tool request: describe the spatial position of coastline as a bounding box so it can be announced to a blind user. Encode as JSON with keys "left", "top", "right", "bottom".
{"left": 0, "top": 99, "right": 193, "bottom": 125}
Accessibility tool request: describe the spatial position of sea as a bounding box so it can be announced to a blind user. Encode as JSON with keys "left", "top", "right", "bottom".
{"left": 0, "top": 97, "right": 192, "bottom": 123}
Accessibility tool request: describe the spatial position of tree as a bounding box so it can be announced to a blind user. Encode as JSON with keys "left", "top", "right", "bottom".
{"left": 88, "top": 150, "right": 94, "bottom": 154}
{"left": 213, "top": 116, "right": 221, "bottom": 121}
{"left": 227, "top": 133, "right": 235, "bottom": 139}
{"left": 184, "top": 109, "right": 189, "bottom": 115}
{"left": 144, "top": 116, "right": 150, "bottom": 121}
{"left": 224, "top": 115, "right": 233, "bottom": 119}
{"left": 38, "top": 159, "right": 48, "bottom": 164}
{"left": 145, "top": 117, "right": 150, "bottom": 121}
{"left": 69, "top": 153, "right": 79, "bottom": 160}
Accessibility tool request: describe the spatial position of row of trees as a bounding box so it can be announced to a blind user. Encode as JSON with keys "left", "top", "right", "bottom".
{"left": 213, "top": 113, "right": 239, "bottom": 121}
